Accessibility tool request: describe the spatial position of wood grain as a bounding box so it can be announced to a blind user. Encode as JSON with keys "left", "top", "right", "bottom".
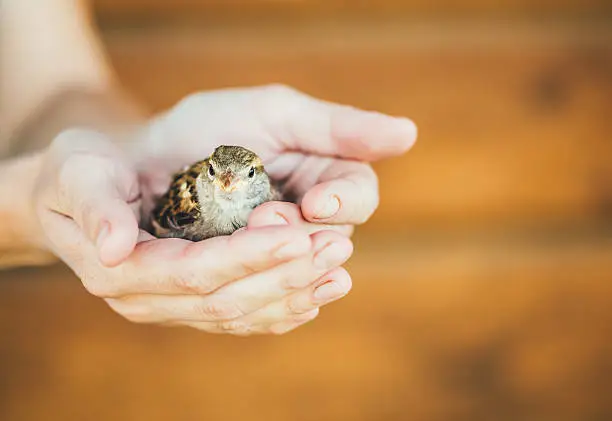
{"left": 93, "top": 0, "right": 612, "bottom": 21}
{"left": 103, "top": 23, "right": 612, "bottom": 232}
{"left": 1, "top": 235, "right": 611, "bottom": 421}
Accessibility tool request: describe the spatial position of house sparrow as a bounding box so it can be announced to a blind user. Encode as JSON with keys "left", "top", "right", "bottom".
{"left": 151, "top": 145, "right": 282, "bottom": 241}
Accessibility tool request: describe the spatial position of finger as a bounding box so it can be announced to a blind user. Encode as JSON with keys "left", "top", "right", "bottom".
{"left": 237, "top": 266, "right": 352, "bottom": 327}
{"left": 36, "top": 207, "right": 93, "bottom": 275}
{"left": 260, "top": 84, "right": 417, "bottom": 161}
{"left": 106, "top": 231, "right": 352, "bottom": 322}
{"left": 50, "top": 150, "right": 140, "bottom": 268}
{"left": 35, "top": 209, "right": 150, "bottom": 301}
{"left": 40, "top": 172, "right": 139, "bottom": 269}
{"left": 108, "top": 225, "right": 313, "bottom": 297}
{"left": 206, "top": 230, "right": 351, "bottom": 319}
{"left": 248, "top": 201, "right": 354, "bottom": 236}
{"left": 267, "top": 308, "right": 320, "bottom": 335}
{"left": 299, "top": 160, "right": 379, "bottom": 225}
{"left": 265, "top": 154, "right": 378, "bottom": 225}
{"left": 175, "top": 308, "right": 321, "bottom": 336}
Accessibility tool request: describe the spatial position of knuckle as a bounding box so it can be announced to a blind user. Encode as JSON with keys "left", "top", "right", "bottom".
{"left": 81, "top": 278, "right": 104, "bottom": 297}
{"left": 285, "top": 297, "right": 307, "bottom": 315}
{"left": 194, "top": 300, "right": 243, "bottom": 321}
{"left": 80, "top": 269, "right": 114, "bottom": 298}
{"left": 50, "top": 129, "right": 86, "bottom": 152}
{"left": 116, "top": 305, "right": 151, "bottom": 324}
{"left": 121, "top": 315, "right": 148, "bottom": 324}
{"left": 295, "top": 308, "right": 320, "bottom": 324}
{"left": 361, "top": 140, "right": 380, "bottom": 157}
{"left": 219, "top": 320, "right": 252, "bottom": 335}
{"left": 255, "top": 83, "right": 305, "bottom": 124}
{"left": 269, "top": 323, "right": 294, "bottom": 336}
{"left": 263, "top": 83, "right": 297, "bottom": 98}
{"left": 105, "top": 298, "right": 152, "bottom": 324}
{"left": 269, "top": 310, "right": 318, "bottom": 335}
{"left": 171, "top": 273, "right": 216, "bottom": 295}
{"left": 174, "top": 92, "right": 206, "bottom": 113}
{"left": 258, "top": 84, "right": 303, "bottom": 111}
{"left": 280, "top": 273, "right": 301, "bottom": 291}
{"left": 279, "top": 262, "right": 313, "bottom": 291}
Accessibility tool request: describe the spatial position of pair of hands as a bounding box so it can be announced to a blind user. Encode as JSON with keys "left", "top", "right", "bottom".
{"left": 33, "top": 85, "right": 417, "bottom": 335}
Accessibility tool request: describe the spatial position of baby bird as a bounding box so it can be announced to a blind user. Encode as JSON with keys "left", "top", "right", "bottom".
{"left": 151, "top": 145, "right": 281, "bottom": 241}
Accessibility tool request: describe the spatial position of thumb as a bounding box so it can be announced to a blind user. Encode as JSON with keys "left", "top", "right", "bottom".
{"left": 87, "top": 195, "right": 140, "bottom": 268}
{"left": 53, "top": 148, "right": 140, "bottom": 268}
{"left": 260, "top": 84, "right": 418, "bottom": 161}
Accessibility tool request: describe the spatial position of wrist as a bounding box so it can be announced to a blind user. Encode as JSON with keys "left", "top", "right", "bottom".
{"left": 0, "top": 86, "right": 147, "bottom": 269}
{"left": 0, "top": 152, "right": 56, "bottom": 267}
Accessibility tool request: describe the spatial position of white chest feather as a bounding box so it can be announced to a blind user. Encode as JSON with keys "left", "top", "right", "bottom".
{"left": 213, "top": 196, "right": 253, "bottom": 229}
{"left": 196, "top": 180, "right": 259, "bottom": 235}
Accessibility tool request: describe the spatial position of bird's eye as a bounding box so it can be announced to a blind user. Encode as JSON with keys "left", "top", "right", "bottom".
{"left": 208, "top": 165, "right": 215, "bottom": 177}
{"left": 248, "top": 167, "right": 255, "bottom": 178}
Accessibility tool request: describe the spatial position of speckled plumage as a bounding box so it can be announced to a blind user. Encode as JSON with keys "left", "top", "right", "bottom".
{"left": 151, "top": 145, "right": 281, "bottom": 241}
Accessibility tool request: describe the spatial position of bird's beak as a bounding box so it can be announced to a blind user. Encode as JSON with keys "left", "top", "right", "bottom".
{"left": 217, "top": 172, "right": 238, "bottom": 192}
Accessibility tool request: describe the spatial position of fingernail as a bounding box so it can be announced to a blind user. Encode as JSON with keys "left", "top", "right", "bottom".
{"left": 314, "top": 281, "right": 346, "bottom": 302}
{"left": 96, "top": 222, "right": 110, "bottom": 249}
{"left": 313, "top": 241, "right": 350, "bottom": 270}
{"left": 275, "top": 237, "right": 310, "bottom": 259}
{"left": 314, "top": 196, "right": 340, "bottom": 220}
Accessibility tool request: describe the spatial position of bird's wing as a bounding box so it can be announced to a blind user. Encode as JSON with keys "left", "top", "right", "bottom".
{"left": 151, "top": 159, "right": 208, "bottom": 236}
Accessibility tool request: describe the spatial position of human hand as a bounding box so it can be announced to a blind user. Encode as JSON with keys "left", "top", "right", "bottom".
{"left": 130, "top": 84, "right": 417, "bottom": 233}
{"left": 32, "top": 129, "right": 353, "bottom": 335}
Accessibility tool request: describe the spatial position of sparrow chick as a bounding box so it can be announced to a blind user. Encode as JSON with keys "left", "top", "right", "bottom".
{"left": 151, "top": 145, "right": 281, "bottom": 241}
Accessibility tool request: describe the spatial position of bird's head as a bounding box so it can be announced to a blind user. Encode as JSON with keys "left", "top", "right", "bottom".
{"left": 202, "top": 145, "right": 271, "bottom": 201}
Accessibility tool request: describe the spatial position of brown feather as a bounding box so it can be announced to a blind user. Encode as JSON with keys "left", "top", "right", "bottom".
{"left": 151, "top": 145, "right": 286, "bottom": 240}
{"left": 151, "top": 159, "right": 207, "bottom": 234}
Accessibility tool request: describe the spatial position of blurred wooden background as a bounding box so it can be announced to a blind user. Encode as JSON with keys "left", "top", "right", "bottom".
{"left": 1, "top": 1, "right": 611, "bottom": 420}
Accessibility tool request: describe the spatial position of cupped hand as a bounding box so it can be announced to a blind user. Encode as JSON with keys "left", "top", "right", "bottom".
{"left": 32, "top": 129, "right": 353, "bottom": 335}
{"left": 131, "top": 84, "right": 417, "bottom": 231}
{"left": 32, "top": 86, "right": 417, "bottom": 335}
